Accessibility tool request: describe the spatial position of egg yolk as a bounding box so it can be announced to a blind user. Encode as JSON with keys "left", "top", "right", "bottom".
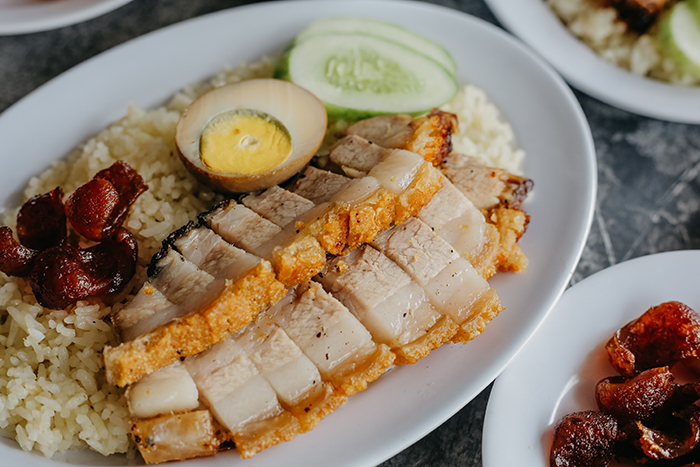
{"left": 199, "top": 110, "right": 292, "bottom": 175}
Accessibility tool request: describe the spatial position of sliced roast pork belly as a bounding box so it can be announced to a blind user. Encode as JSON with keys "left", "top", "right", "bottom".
{"left": 103, "top": 260, "right": 286, "bottom": 387}
{"left": 112, "top": 283, "right": 176, "bottom": 342}
{"left": 318, "top": 245, "right": 457, "bottom": 364}
{"left": 235, "top": 320, "right": 346, "bottom": 432}
{"left": 372, "top": 218, "right": 504, "bottom": 343}
{"left": 345, "top": 109, "right": 457, "bottom": 166}
{"left": 185, "top": 338, "right": 300, "bottom": 459}
{"left": 126, "top": 361, "right": 200, "bottom": 419}
{"left": 242, "top": 186, "right": 315, "bottom": 228}
{"left": 418, "top": 174, "right": 501, "bottom": 279}
{"left": 442, "top": 155, "right": 531, "bottom": 273}
{"left": 291, "top": 166, "right": 350, "bottom": 204}
{"left": 269, "top": 281, "right": 394, "bottom": 396}
{"left": 200, "top": 199, "right": 282, "bottom": 253}
{"left": 131, "top": 410, "right": 222, "bottom": 465}
{"left": 442, "top": 153, "right": 533, "bottom": 211}
{"left": 329, "top": 135, "right": 392, "bottom": 174}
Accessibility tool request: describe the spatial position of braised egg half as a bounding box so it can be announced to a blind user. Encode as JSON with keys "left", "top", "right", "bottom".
{"left": 176, "top": 79, "right": 327, "bottom": 193}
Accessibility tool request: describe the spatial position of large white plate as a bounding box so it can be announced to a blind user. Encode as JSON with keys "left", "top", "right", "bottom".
{"left": 483, "top": 250, "right": 700, "bottom": 467}
{"left": 0, "top": 0, "right": 132, "bottom": 35}
{"left": 484, "top": 0, "right": 700, "bottom": 123}
{"left": 0, "top": 1, "right": 595, "bottom": 465}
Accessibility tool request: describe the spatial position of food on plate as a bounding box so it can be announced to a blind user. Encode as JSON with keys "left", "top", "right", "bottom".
{"left": 546, "top": 0, "right": 700, "bottom": 84}
{"left": 274, "top": 17, "right": 459, "bottom": 120}
{"left": 659, "top": 1, "right": 700, "bottom": 78}
{"left": 550, "top": 301, "right": 700, "bottom": 466}
{"left": 0, "top": 17, "right": 532, "bottom": 465}
{"left": 0, "top": 161, "right": 145, "bottom": 309}
{"left": 176, "top": 79, "right": 327, "bottom": 193}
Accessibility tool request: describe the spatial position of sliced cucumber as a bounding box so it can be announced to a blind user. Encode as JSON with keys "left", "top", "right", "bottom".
{"left": 275, "top": 33, "right": 458, "bottom": 121}
{"left": 295, "top": 16, "right": 457, "bottom": 76}
{"left": 659, "top": 1, "right": 700, "bottom": 79}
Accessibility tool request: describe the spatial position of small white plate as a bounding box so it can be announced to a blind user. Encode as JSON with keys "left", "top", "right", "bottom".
{"left": 0, "top": 1, "right": 595, "bottom": 465}
{"left": 0, "top": 0, "right": 132, "bottom": 35}
{"left": 483, "top": 250, "right": 700, "bottom": 467}
{"left": 484, "top": 0, "right": 700, "bottom": 123}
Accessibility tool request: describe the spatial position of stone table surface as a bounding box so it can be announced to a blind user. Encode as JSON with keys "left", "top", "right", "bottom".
{"left": 1, "top": 0, "right": 699, "bottom": 465}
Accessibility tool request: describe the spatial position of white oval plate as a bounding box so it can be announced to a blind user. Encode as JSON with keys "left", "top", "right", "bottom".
{"left": 483, "top": 250, "right": 700, "bottom": 467}
{"left": 0, "top": 0, "right": 132, "bottom": 35}
{"left": 0, "top": 1, "right": 596, "bottom": 466}
{"left": 484, "top": 0, "right": 700, "bottom": 123}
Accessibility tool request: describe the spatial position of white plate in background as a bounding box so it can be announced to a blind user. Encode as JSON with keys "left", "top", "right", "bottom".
{"left": 0, "top": 0, "right": 132, "bottom": 35}
{"left": 485, "top": 0, "right": 700, "bottom": 123}
{"left": 483, "top": 250, "right": 700, "bottom": 467}
{"left": 0, "top": 1, "right": 596, "bottom": 465}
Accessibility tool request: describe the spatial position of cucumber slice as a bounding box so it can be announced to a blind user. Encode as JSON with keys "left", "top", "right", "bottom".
{"left": 659, "top": 2, "right": 700, "bottom": 79}
{"left": 275, "top": 33, "right": 458, "bottom": 121}
{"left": 295, "top": 16, "right": 457, "bottom": 76}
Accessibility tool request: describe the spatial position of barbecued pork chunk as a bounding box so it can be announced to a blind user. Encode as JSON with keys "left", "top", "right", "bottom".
{"left": 418, "top": 174, "right": 500, "bottom": 279}
{"left": 131, "top": 410, "right": 221, "bottom": 465}
{"left": 126, "top": 361, "right": 199, "bottom": 419}
{"left": 185, "top": 337, "right": 300, "bottom": 458}
{"left": 112, "top": 282, "right": 176, "bottom": 342}
{"left": 329, "top": 135, "right": 392, "bottom": 174}
{"left": 242, "top": 186, "right": 315, "bottom": 228}
{"left": 269, "top": 282, "right": 394, "bottom": 396}
{"left": 291, "top": 166, "right": 350, "bottom": 204}
{"left": 236, "top": 320, "right": 346, "bottom": 432}
{"left": 171, "top": 223, "right": 260, "bottom": 280}
{"left": 346, "top": 114, "right": 414, "bottom": 149}
{"left": 318, "top": 245, "right": 454, "bottom": 364}
{"left": 442, "top": 153, "right": 533, "bottom": 211}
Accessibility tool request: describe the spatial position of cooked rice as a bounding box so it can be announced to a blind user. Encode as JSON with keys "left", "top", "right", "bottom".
{"left": 0, "top": 54, "right": 523, "bottom": 459}
{"left": 546, "top": 0, "right": 700, "bottom": 85}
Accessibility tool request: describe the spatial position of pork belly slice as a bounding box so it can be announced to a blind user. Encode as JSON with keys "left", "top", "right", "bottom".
{"left": 346, "top": 113, "right": 414, "bottom": 149}
{"left": 424, "top": 257, "right": 503, "bottom": 343}
{"left": 346, "top": 109, "right": 457, "bottom": 166}
{"left": 236, "top": 320, "right": 346, "bottom": 432}
{"left": 269, "top": 282, "right": 394, "bottom": 396}
{"left": 131, "top": 410, "right": 222, "bottom": 465}
{"left": 366, "top": 148, "right": 443, "bottom": 225}
{"left": 112, "top": 282, "right": 177, "bottom": 342}
{"left": 318, "top": 245, "right": 454, "bottom": 365}
{"left": 202, "top": 199, "right": 326, "bottom": 287}
{"left": 103, "top": 261, "right": 287, "bottom": 387}
{"left": 126, "top": 361, "right": 199, "bottom": 419}
{"left": 200, "top": 199, "right": 282, "bottom": 253}
{"left": 329, "top": 135, "right": 392, "bottom": 174}
{"left": 372, "top": 218, "right": 503, "bottom": 343}
{"left": 442, "top": 153, "right": 533, "bottom": 211}
{"left": 242, "top": 186, "right": 316, "bottom": 228}
{"left": 291, "top": 166, "right": 350, "bottom": 205}
{"left": 418, "top": 174, "right": 500, "bottom": 279}
{"left": 170, "top": 222, "right": 261, "bottom": 280}
{"left": 185, "top": 338, "right": 300, "bottom": 459}
{"left": 148, "top": 248, "right": 215, "bottom": 307}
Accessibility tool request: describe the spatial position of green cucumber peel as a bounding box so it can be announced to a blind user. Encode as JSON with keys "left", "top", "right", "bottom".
{"left": 277, "top": 33, "right": 458, "bottom": 122}
{"left": 294, "top": 16, "right": 457, "bottom": 76}
{"left": 659, "top": 2, "right": 700, "bottom": 79}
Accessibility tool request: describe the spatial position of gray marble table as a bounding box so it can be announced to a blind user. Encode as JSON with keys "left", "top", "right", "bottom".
{"left": 1, "top": 0, "right": 699, "bottom": 465}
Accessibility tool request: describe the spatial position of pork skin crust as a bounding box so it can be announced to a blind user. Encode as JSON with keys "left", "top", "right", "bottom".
{"left": 406, "top": 109, "right": 458, "bottom": 166}
{"left": 104, "top": 262, "right": 287, "bottom": 387}
{"left": 451, "top": 288, "right": 504, "bottom": 343}
{"left": 393, "top": 315, "right": 460, "bottom": 365}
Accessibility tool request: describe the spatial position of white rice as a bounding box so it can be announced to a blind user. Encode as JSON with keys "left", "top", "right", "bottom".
{"left": 0, "top": 55, "right": 523, "bottom": 459}
{"left": 546, "top": 0, "right": 700, "bottom": 85}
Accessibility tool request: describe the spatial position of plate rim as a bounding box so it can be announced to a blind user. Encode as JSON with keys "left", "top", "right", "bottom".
{"left": 0, "top": 0, "right": 133, "bottom": 35}
{"left": 0, "top": 1, "right": 597, "bottom": 465}
{"left": 484, "top": 0, "right": 700, "bottom": 123}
